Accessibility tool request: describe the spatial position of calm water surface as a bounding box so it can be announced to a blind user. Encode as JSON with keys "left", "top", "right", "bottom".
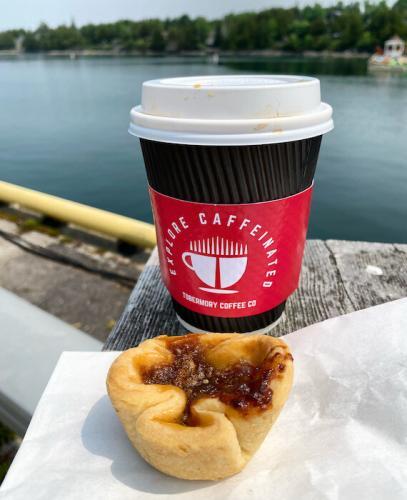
{"left": 1, "top": 56, "right": 406, "bottom": 243}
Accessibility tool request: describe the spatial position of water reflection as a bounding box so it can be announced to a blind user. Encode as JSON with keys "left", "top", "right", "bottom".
{"left": 219, "top": 55, "right": 369, "bottom": 76}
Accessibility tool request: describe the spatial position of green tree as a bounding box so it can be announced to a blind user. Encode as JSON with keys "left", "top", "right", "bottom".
{"left": 357, "top": 31, "right": 374, "bottom": 51}
{"left": 166, "top": 15, "right": 210, "bottom": 51}
{"left": 150, "top": 28, "right": 166, "bottom": 51}
{"left": 50, "top": 25, "right": 85, "bottom": 50}
{"left": 335, "top": 4, "right": 364, "bottom": 50}
{"left": 8, "top": 1, "right": 407, "bottom": 55}
{"left": 0, "top": 31, "right": 17, "bottom": 50}
{"left": 364, "top": 1, "right": 397, "bottom": 46}
{"left": 212, "top": 21, "right": 223, "bottom": 48}
{"left": 23, "top": 32, "right": 40, "bottom": 51}
{"left": 285, "top": 33, "right": 302, "bottom": 52}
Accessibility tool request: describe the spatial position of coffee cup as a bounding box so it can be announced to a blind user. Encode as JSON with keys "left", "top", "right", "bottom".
{"left": 129, "top": 75, "right": 333, "bottom": 333}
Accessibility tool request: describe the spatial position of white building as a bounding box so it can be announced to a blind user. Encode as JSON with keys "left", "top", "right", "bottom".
{"left": 383, "top": 36, "right": 405, "bottom": 58}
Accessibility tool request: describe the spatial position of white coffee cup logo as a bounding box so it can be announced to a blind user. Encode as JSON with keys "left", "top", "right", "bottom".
{"left": 182, "top": 237, "right": 248, "bottom": 294}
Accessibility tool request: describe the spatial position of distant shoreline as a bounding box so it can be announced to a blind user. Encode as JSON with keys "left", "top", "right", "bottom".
{"left": 0, "top": 49, "right": 370, "bottom": 59}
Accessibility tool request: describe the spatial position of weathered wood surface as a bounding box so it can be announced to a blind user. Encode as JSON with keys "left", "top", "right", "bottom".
{"left": 104, "top": 239, "right": 407, "bottom": 351}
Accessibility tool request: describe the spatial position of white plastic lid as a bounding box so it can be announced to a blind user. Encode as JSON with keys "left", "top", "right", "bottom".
{"left": 129, "top": 75, "right": 333, "bottom": 146}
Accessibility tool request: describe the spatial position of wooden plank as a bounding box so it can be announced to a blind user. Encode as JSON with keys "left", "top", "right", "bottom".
{"left": 271, "top": 240, "right": 354, "bottom": 336}
{"left": 103, "top": 249, "right": 184, "bottom": 350}
{"left": 325, "top": 240, "right": 407, "bottom": 310}
{"left": 105, "top": 239, "right": 356, "bottom": 350}
{"left": 104, "top": 240, "right": 407, "bottom": 351}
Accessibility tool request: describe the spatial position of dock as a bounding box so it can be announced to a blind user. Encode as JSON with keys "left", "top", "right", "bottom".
{"left": 0, "top": 214, "right": 150, "bottom": 340}
{"left": 0, "top": 181, "right": 155, "bottom": 340}
{"left": 104, "top": 239, "right": 407, "bottom": 349}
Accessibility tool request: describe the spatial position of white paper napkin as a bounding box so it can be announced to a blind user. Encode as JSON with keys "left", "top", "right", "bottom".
{"left": 1, "top": 298, "right": 407, "bottom": 500}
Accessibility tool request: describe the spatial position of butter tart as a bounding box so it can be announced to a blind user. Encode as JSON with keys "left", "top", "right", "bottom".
{"left": 106, "top": 333, "right": 293, "bottom": 480}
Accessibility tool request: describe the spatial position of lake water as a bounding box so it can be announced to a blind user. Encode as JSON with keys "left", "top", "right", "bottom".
{"left": 1, "top": 55, "right": 406, "bottom": 243}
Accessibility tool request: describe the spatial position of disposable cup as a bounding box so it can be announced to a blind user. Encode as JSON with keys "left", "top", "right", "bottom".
{"left": 129, "top": 75, "right": 333, "bottom": 333}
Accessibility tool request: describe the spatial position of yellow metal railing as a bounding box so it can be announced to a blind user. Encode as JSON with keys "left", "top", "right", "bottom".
{"left": 0, "top": 181, "right": 156, "bottom": 249}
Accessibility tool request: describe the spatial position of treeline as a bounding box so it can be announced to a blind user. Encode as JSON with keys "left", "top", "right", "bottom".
{"left": 1, "top": 1, "right": 406, "bottom": 53}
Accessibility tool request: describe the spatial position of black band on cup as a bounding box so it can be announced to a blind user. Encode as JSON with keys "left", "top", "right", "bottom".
{"left": 172, "top": 298, "right": 286, "bottom": 333}
{"left": 141, "top": 137, "right": 322, "bottom": 203}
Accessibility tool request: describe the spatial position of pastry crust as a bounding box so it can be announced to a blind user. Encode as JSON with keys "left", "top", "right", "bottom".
{"left": 106, "top": 333, "right": 293, "bottom": 480}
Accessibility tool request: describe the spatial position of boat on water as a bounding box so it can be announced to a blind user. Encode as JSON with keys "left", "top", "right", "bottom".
{"left": 368, "top": 35, "right": 407, "bottom": 72}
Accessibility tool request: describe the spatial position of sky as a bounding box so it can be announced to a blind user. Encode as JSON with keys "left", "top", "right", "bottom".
{"left": 1, "top": 0, "right": 395, "bottom": 31}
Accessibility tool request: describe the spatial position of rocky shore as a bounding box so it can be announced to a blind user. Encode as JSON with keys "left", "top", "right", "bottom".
{"left": 0, "top": 49, "right": 370, "bottom": 59}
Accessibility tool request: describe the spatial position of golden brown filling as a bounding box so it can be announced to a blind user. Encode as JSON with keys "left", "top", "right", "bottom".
{"left": 141, "top": 335, "right": 291, "bottom": 425}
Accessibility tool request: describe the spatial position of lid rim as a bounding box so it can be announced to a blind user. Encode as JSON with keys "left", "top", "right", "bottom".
{"left": 132, "top": 102, "right": 332, "bottom": 125}
{"left": 129, "top": 119, "right": 334, "bottom": 146}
